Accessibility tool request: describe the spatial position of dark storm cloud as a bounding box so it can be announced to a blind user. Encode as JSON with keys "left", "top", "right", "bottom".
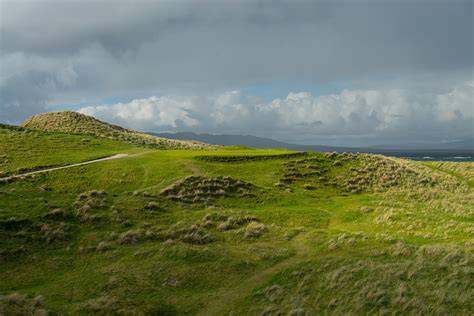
{"left": 0, "top": 0, "right": 472, "bottom": 145}
{"left": 0, "top": 71, "right": 52, "bottom": 123}
{"left": 2, "top": 0, "right": 471, "bottom": 79}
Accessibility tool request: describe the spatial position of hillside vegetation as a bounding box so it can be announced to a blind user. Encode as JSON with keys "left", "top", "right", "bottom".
{"left": 0, "top": 124, "right": 145, "bottom": 177}
{"left": 22, "top": 111, "right": 212, "bottom": 150}
{"left": 0, "top": 120, "right": 473, "bottom": 315}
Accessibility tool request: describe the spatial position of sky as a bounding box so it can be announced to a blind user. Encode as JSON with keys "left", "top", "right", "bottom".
{"left": 0, "top": 0, "right": 472, "bottom": 146}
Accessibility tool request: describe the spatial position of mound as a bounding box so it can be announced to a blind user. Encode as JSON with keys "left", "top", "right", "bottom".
{"left": 21, "top": 111, "right": 212, "bottom": 150}
{"left": 277, "top": 152, "right": 457, "bottom": 194}
{"left": 160, "top": 175, "right": 256, "bottom": 203}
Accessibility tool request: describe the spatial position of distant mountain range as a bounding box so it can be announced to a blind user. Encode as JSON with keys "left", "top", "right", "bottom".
{"left": 149, "top": 132, "right": 360, "bottom": 152}
{"left": 148, "top": 132, "right": 474, "bottom": 157}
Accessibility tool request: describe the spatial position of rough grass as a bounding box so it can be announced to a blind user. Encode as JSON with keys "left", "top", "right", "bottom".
{"left": 0, "top": 123, "right": 141, "bottom": 176}
{"left": 160, "top": 175, "right": 258, "bottom": 204}
{"left": 0, "top": 293, "right": 50, "bottom": 315}
{"left": 425, "top": 161, "right": 474, "bottom": 187}
{"left": 21, "top": 111, "right": 213, "bottom": 150}
{"left": 235, "top": 244, "right": 473, "bottom": 315}
{"left": 0, "top": 136, "right": 473, "bottom": 314}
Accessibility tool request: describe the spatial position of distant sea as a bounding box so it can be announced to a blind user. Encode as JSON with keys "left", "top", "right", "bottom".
{"left": 375, "top": 151, "right": 473, "bottom": 162}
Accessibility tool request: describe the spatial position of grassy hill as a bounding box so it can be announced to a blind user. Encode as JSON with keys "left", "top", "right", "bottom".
{"left": 0, "top": 123, "right": 146, "bottom": 177}
{"left": 22, "top": 111, "right": 212, "bottom": 150}
{"left": 0, "top": 124, "right": 473, "bottom": 314}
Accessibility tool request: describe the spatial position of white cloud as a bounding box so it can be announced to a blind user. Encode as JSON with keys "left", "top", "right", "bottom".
{"left": 77, "top": 82, "right": 473, "bottom": 145}
{"left": 78, "top": 96, "right": 198, "bottom": 130}
{"left": 435, "top": 82, "right": 473, "bottom": 121}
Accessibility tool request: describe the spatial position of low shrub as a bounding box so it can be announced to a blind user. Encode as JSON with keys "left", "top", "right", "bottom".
{"left": 244, "top": 222, "right": 267, "bottom": 238}
{"left": 96, "top": 241, "right": 114, "bottom": 253}
{"left": 118, "top": 229, "right": 155, "bottom": 245}
{"left": 160, "top": 175, "right": 257, "bottom": 203}
{"left": 42, "top": 208, "right": 71, "bottom": 220}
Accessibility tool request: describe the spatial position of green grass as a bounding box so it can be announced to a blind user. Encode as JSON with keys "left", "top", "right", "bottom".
{"left": 423, "top": 161, "right": 474, "bottom": 187}
{"left": 0, "top": 133, "right": 473, "bottom": 315}
{"left": 0, "top": 124, "right": 145, "bottom": 176}
{"left": 21, "top": 111, "right": 212, "bottom": 150}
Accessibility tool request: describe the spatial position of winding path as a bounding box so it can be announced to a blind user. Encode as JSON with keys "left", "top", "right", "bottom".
{"left": 1, "top": 154, "right": 128, "bottom": 181}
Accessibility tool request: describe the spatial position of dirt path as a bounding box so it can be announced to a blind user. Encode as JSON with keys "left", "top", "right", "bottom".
{"left": 197, "top": 233, "right": 312, "bottom": 316}
{"left": 0, "top": 154, "right": 128, "bottom": 181}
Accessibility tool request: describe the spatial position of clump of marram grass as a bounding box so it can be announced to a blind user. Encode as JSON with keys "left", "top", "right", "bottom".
{"left": 200, "top": 212, "right": 261, "bottom": 235}
{"left": 38, "top": 222, "right": 73, "bottom": 243}
{"left": 159, "top": 224, "right": 214, "bottom": 245}
{"left": 0, "top": 293, "right": 49, "bottom": 315}
{"left": 324, "top": 152, "right": 338, "bottom": 159}
{"left": 72, "top": 190, "right": 109, "bottom": 221}
{"left": 216, "top": 215, "right": 259, "bottom": 232}
{"left": 96, "top": 241, "right": 114, "bottom": 253}
{"left": 180, "top": 225, "right": 214, "bottom": 245}
{"left": 144, "top": 201, "right": 161, "bottom": 211}
{"left": 118, "top": 229, "right": 156, "bottom": 245}
{"left": 158, "top": 212, "right": 263, "bottom": 244}
{"left": 244, "top": 222, "right": 267, "bottom": 238}
{"left": 160, "top": 175, "right": 257, "bottom": 203}
{"left": 389, "top": 242, "right": 413, "bottom": 257}
{"left": 327, "top": 232, "right": 369, "bottom": 250}
{"left": 273, "top": 181, "right": 287, "bottom": 188}
{"left": 254, "top": 284, "right": 285, "bottom": 303}
{"left": 359, "top": 206, "right": 374, "bottom": 213}
{"left": 133, "top": 190, "right": 153, "bottom": 197}
{"left": 42, "top": 208, "right": 71, "bottom": 220}
{"left": 217, "top": 221, "right": 235, "bottom": 232}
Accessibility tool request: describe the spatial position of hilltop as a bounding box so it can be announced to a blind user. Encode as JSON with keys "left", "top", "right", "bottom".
{"left": 21, "top": 111, "right": 212, "bottom": 150}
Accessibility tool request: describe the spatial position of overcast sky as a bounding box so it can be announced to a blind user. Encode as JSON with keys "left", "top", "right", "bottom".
{"left": 0, "top": 0, "right": 472, "bottom": 146}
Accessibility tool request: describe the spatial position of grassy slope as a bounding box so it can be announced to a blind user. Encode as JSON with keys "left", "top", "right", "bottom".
{"left": 423, "top": 161, "right": 474, "bottom": 187}
{"left": 21, "top": 111, "right": 212, "bottom": 150}
{"left": 0, "top": 136, "right": 473, "bottom": 314}
{"left": 0, "top": 124, "right": 145, "bottom": 176}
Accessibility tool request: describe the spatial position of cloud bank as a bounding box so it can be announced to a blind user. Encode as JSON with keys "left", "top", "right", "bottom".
{"left": 78, "top": 82, "right": 473, "bottom": 146}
